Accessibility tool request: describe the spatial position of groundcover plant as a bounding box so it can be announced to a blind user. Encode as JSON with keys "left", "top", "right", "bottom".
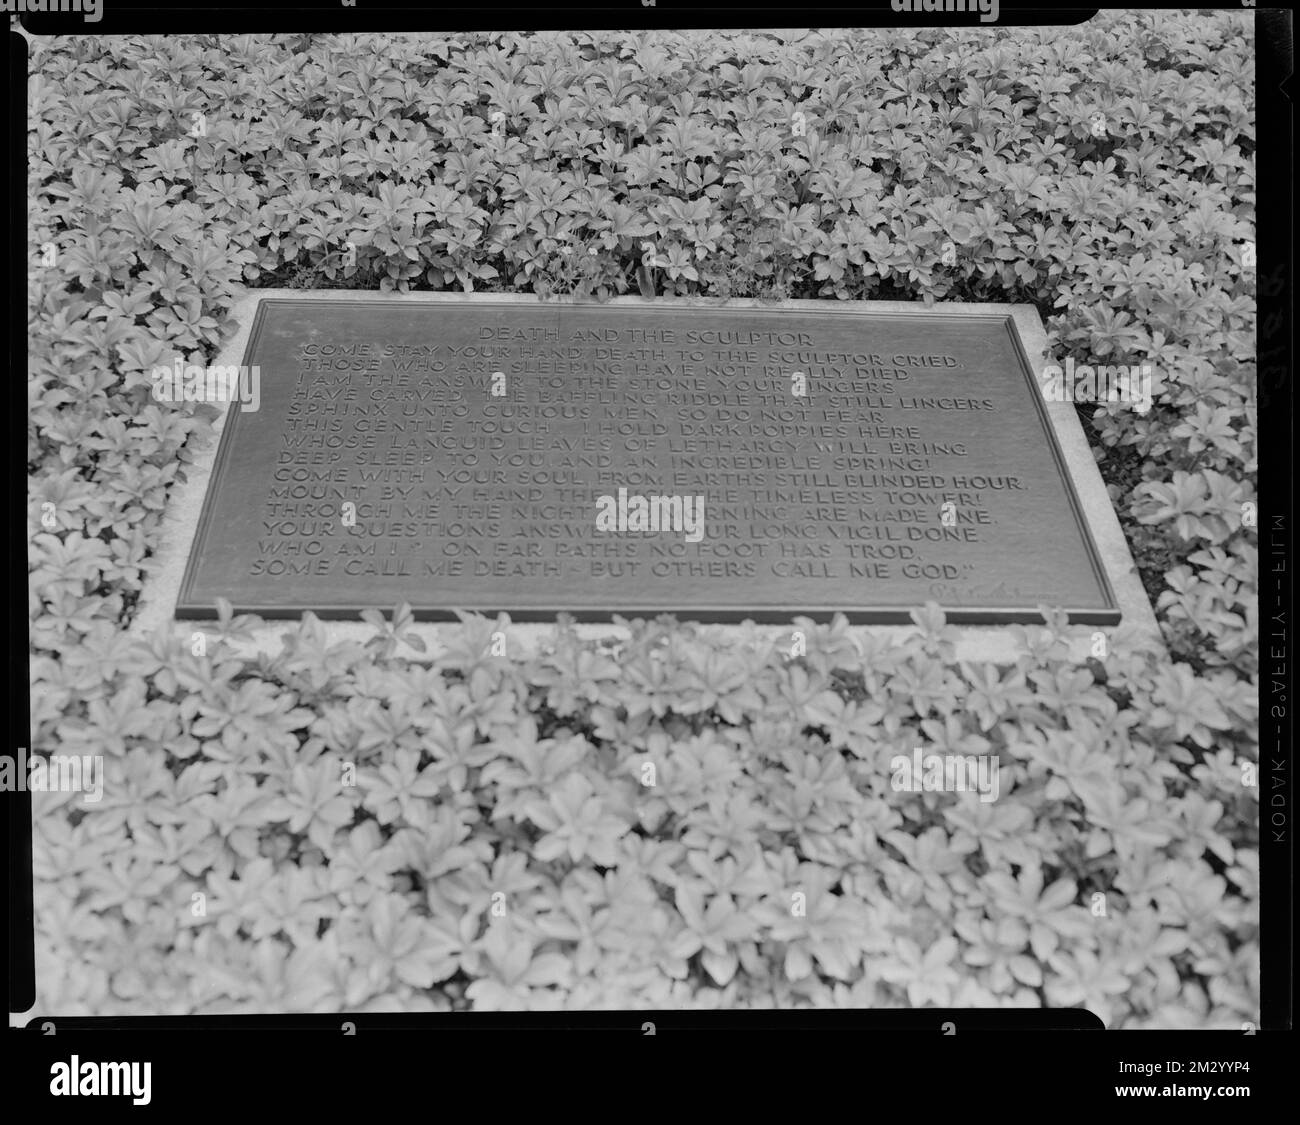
{"left": 28, "top": 15, "right": 1257, "bottom": 1023}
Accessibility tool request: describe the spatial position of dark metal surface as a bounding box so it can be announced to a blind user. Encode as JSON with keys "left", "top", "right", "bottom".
{"left": 177, "top": 299, "right": 1119, "bottom": 624}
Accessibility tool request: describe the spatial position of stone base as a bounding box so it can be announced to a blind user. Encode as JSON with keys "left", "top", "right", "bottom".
{"left": 131, "top": 290, "right": 1163, "bottom": 664}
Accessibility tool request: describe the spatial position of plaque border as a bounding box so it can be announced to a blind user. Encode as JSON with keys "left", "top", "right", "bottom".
{"left": 177, "top": 297, "right": 1121, "bottom": 626}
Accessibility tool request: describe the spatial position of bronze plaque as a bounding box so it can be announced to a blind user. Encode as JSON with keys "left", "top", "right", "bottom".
{"left": 177, "top": 298, "right": 1119, "bottom": 624}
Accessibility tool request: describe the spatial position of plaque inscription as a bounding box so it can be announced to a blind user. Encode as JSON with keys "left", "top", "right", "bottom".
{"left": 177, "top": 299, "right": 1119, "bottom": 624}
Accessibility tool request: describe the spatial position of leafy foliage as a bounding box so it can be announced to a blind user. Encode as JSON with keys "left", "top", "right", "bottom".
{"left": 28, "top": 17, "right": 1256, "bottom": 1025}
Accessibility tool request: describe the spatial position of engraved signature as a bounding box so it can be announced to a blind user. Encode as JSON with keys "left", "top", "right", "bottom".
{"left": 928, "top": 581, "right": 1055, "bottom": 600}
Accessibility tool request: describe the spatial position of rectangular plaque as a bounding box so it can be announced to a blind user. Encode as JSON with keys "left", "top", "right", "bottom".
{"left": 177, "top": 298, "right": 1119, "bottom": 624}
